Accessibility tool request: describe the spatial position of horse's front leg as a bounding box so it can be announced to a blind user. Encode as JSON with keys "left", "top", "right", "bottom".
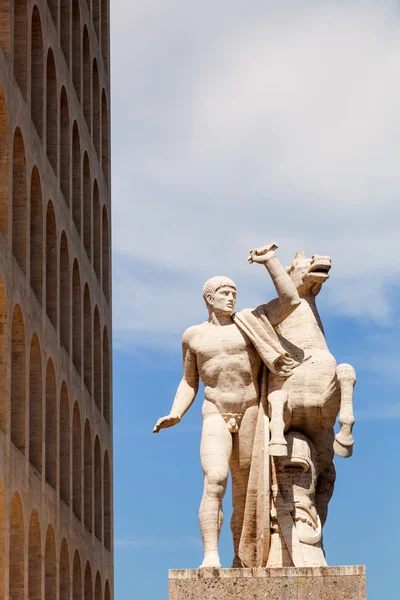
{"left": 333, "top": 364, "right": 356, "bottom": 458}
{"left": 268, "top": 390, "right": 292, "bottom": 456}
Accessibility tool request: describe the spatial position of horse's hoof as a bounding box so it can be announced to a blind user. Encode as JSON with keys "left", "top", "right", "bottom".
{"left": 269, "top": 442, "right": 288, "bottom": 456}
{"left": 334, "top": 435, "right": 353, "bottom": 458}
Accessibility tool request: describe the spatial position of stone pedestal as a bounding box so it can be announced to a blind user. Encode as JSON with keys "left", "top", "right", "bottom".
{"left": 169, "top": 566, "right": 366, "bottom": 599}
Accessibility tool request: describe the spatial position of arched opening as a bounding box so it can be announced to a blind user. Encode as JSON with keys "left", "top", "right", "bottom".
{"left": 60, "top": 0, "right": 69, "bottom": 66}
{"left": 101, "top": 0, "right": 108, "bottom": 69}
{"left": 11, "top": 305, "right": 26, "bottom": 453}
{"left": 46, "top": 200, "right": 57, "bottom": 328}
{"left": 105, "top": 580, "right": 111, "bottom": 600}
{"left": 60, "top": 381, "right": 70, "bottom": 505}
{"left": 84, "top": 284, "right": 92, "bottom": 394}
{"left": 0, "top": 277, "right": 7, "bottom": 432}
{"left": 104, "top": 450, "right": 111, "bottom": 550}
{"left": 93, "top": 60, "right": 100, "bottom": 157}
{"left": 83, "top": 26, "right": 91, "bottom": 131}
{"left": 45, "top": 358, "right": 57, "bottom": 489}
{"left": 12, "top": 127, "right": 27, "bottom": 273}
{"left": 84, "top": 419, "right": 93, "bottom": 532}
{"left": 73, "top": 402, "right": 82, "bottom": 519}
{"left": 85, "top": 562, "right": 93, "bottom": 600}
{"left": 93, "top": 0, "right": 99, "bottom": 40}
{"left": 10, "top": 492, "right": 24, "bottom": 599}
{"left": 28, "top": 509, "right": 41, "bottom": 600}
{"left": 46, "top": 49, "right": 57, "bottom": 173}
{"left": 60, "top": 231, "right": 70, "bottom": 352}
{"left": 29, "top": 333, "right": 42, "bottom": 472}
{"left": 31, "top": 6, "right": 43, "bottom": 140}
{"left": 30, "top": 166, "right": 43, "bottom": 302}
{"left": 60, "top": 538, "right": 70, "bottom": 600}
{"left": 102, "top": 206, "right": 110, "bottom": 302}
{"left": 101, "top": 90, "right": 109, "bottom": 185}
{"left": 0, "top": 484, "right": 5, "bottom": 597}
{"left": 72, "top": 122, "right": 81, "bottom": 232}
{"left": 103, "top": 326, "right": 110, "bottom": 424}
{"left": 72, "top": 0, "right": 81, "bottom": 99}
{"left": 45, "top": 525, "right": 56, "bottom": 600}
{"left": 0, "top": 86, "right": 8, "bottom": 237}
{"left": 95, "top": 572, "right": 102, "bottom": 600}
{"left": 60, "top": 87, "right": 70, "bottom": 206}
{"left": 94, "top": 436, "right": 102, "bottom": 540}
{"left": 94, "top": 307, "right": 101, "bottom": 411}
{"left": 47, "top": 0, "right": 57, "bottom": 28}
{"left": 93, "top": 181, "right": 100, "bottom": 280}
{"left": 14, "top": 0, "right": 28, "bottom": 99}
{"left": 0, "top": 2, "right": 10, "bottom": 55}
{"left": 83, "top": 152, "right": 91, "bottom": 259}
{"left": 72, "top": 259, "right": 82, "bottom": 374}
{"left": 73, "top": 551, "right": 82, "bottom": 599}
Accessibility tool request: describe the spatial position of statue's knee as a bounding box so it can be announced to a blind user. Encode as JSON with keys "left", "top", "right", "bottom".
{"left": 205, "top": 479, "right": 227, "bottom": 500}
{"left": 336, "top": 363, "right": 356, "bottom": 384}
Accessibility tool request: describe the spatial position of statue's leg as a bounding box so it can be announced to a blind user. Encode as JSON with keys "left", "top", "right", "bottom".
{"left": 268, "top": 390, "right": 291, "bottom": 456}
{"left": 199, "top": 412, "right": 232, "bottom": 568}
{"left": 334, "top": 364, "right": 356, "bottom": 458}
{"left": 310, "top": 429, "right": 336, "bottom": 527}
{"left": 229, "top": 403, "right": 258, "bottom": 567}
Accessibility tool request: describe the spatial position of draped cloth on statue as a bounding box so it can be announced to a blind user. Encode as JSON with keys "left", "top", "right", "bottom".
{"left": 232, "top": 306, "right": 291, "bottom": 567}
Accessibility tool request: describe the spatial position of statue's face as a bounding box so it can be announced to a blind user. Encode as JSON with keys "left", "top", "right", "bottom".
{"left": 208, "top": 286, "right": 237, "bottom": 314}
{"left": 289, "top": 253, "right": 331, "bottom": 296}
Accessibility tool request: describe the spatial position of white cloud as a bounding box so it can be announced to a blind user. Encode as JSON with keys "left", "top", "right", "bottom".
{"left": 111, "top": 0, "right": 400, "bottom": 346}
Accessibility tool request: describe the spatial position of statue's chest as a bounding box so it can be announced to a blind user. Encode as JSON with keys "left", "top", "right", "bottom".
{"left": 193, "top": 326, "right": 251, "bottom": 360}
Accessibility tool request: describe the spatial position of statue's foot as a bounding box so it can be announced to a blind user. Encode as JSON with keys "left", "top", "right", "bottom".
{"left": 333, "top": 434, "right": 353, "bottom": 458}
{"left": 231, "top": 555, "right": 244, "bottom": 568}
{"left": 200, "top": 551, "right": 221, "bottom": 569}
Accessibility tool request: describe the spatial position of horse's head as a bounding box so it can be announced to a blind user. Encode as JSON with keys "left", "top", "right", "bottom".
{"left": 287, "top": 251, "right": 331, "bottom": 296}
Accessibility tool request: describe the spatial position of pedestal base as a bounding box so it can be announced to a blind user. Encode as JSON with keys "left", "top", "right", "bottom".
{"left": 169, "top": 566, "right": 366, "bottom": 599}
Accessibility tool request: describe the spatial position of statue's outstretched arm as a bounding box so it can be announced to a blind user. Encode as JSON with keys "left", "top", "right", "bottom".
{"left": 153, "top": 329, "right": 199, "bottom": 433}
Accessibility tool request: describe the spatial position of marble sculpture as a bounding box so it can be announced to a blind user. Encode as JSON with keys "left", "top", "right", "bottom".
{"left": 153, "top": 242, "right": 356, "bottom": 569}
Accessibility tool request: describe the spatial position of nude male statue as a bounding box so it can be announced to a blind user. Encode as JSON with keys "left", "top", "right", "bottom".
{"left": 153, "top": 243, "right": 301, "bottom": 568}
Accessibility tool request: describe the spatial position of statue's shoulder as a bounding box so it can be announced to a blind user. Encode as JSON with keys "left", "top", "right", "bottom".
{"left": 182, "top": 322, "right": 207, "bottom": 346}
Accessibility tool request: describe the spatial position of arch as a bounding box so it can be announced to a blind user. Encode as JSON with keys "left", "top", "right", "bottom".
{"left": 102, "top": 205, "right": 110, "bottom": 302}
{"left": 105, "top": 580, "right": 111, "bottom": 600}
{"left": 60, "top": 87, "right": 70, "bottom": 205}
{"left": 28, "top": 509, "right": 41, "bottom": 600}
{"left": 93, "top": 181, "right": 100, "bottom": 279}
{"left": 60, "top": 538, "right": 70, "bottom": 599}
{"left": 30, "top": 166, "right": 43, "bottom": 302}
{"left": 94, "top": 436, "right": 102, "bottom": 540}
{"left": 101, "top": 0, "right": 108, "bottom": 69}
{"left": 84, "top": 284, "right": 92, "bottom": 393}
{"left": 72, "top": 259, "right": 82, "bottom": 374}
{"left": 31, "top": 6, "right": 43, "bottom": 139}
{"left": 85, "top": 562, "right": 93, "bottom": 600}
{"left": 11, "top": 304, "right": 26, "bottom": 453}
{"left": 45, "top": 525, "right": 56, "bottom": 599}
{"left": 73, "top": 551, "right": 82, "bottom": 599}
{"left": 60, "top": 381, "right": 70, "bottom": 504}
{"left": 60, "top": 231, "right": 70, "bottom": 352}
{"left": 104, "top": 450, "right": 111, "bottom": 550}
{"left": 0, "top": 1, "right": 10, "bottom": 54}
{"left": 94, "top": 307, "right": 101, "bottom": 411}
{"left": 103, "top": 326, "right": 110, "bottom": 424}
{"left": 0, "top": 277, "right": 7, "bottom": 432}
{"left": 0, "top": 86, "right": 8, "bottom": 236}
{"left": 46, "top": 200, "right": 57, "bottom": 327}
{"left": 47, "top": 0, "right": 57, "bottom": 27}
{"left": 45, "top": 358, "right": 57, "bottom": 489}
{"left": 73, "top": 402, "right": 82, "bottom": 518}
{"left": 84, "top": 419, "right": 93, "bottom": 531}
{"left": 83, "top": 26, "right": 91, "bottom": 131}
{"left": 93, "top": 60, "right": 100, "bottom": 157}
{"left": 72, "top": 122, "right": 81, "bottom": 232}
{"left": 95, "top": 572, "right": 102, "bottom": 600}
{"left": 12, "top": 127, "right": 27, "bottom": 273}
{"left": 29, "top": 333, "right": 42, "bottom": 472}
{"left": 10, "top": 492, "right": 24, "bottom": 599}
{"left": 14, "top": 0, "right": 28, "bottom": 99}
{"left": 72, "top": 0, "right": 81, "bottom": 99}
{"left": 60, "top": 0, "right": 69, "bottom": 65}
{"left": 83, "top": 152, "right": 91, "bottom": 259}
{"left": 0, "top": 483, "right": 4, "bottom": 597}
{"left": 101, "top": 90, "right": 109, "bottom": 184}
{"left": 46, "top": 49, "right": 57, "bottom": 172}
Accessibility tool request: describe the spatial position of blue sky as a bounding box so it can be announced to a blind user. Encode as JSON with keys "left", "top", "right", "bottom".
{"left": 110, "top": 1, "right": 400, "bottom": 598}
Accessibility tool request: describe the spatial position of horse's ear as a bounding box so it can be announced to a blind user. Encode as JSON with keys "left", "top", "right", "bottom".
{"left": 293, "top": 250, "right": 306, "bottom": 262}
{"left": 286, "top": 265, "right": 292, "bottom": 274}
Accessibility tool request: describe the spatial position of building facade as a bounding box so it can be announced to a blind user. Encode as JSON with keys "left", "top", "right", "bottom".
{"left": 0, "top": 0, "right": 113, "bottom": 597}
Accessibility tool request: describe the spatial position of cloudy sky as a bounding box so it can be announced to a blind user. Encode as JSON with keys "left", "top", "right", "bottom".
{"left": 110, "top": 1, "right": 400, "bottom": 598}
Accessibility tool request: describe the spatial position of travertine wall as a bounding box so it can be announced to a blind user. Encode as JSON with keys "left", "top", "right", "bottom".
{"left": 0, "top": 0, "right": 113, "bottom": 597}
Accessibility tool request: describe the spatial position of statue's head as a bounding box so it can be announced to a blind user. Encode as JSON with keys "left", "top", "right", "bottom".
{"left": 286, "top": 251, "right": 331, "bottom": 296}
{"left": 202, "top": 276, "right": 237, "bottom": 315}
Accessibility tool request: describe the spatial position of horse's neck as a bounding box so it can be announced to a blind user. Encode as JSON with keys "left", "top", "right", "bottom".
{"left": 281, "top": 295, "right": 327, "bottom": 350}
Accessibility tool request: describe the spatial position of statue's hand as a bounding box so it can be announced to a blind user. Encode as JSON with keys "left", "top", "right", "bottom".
{"left": 248, "top": 241, "right": 278, "bottom": 264}
{"left": 274, "top": 355, "right": 300, "bottom": 376}
{"left": 153, "top": 414, "right": 181, "bottom": 433}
